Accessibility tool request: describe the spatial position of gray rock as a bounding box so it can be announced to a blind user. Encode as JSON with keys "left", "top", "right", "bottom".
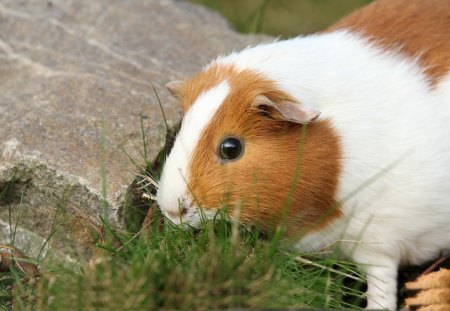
{"left": 0, "top": 0, "right": 270, "bottom": 257}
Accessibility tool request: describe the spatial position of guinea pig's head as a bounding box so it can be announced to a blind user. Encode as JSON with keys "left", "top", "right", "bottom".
{"left": 157, "top": 64, "right": 342, "bottom": 237}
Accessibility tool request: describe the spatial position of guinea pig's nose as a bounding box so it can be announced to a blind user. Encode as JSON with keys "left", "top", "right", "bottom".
{"left": 166, "top": 207, "right": 187, "bottom": 219}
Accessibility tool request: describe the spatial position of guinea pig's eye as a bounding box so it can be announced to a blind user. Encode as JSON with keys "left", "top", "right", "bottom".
{"left": 218, "top": 137, "right": 244, "bottom": 162}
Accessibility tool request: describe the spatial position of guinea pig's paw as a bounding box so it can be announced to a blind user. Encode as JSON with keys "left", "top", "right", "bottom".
{"left": 404, "top": 268, "right": 450, "bottom": 310}
{"left": 364, "top": 262, "right": 399, "bottom": 310}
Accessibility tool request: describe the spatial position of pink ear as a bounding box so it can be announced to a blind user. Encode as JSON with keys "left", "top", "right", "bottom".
{"left": 166, "top": 80, "right": 185, "bottom": 98}
{"left": 253, "top": 95, "right": 321, "bottom": 124}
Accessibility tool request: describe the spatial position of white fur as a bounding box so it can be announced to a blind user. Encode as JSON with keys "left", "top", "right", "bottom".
{"left": 213, "top": 31, "right": 450, "bottom": 310}
{"left": 157, "top": 81, "right": 230, "bottom": 224}
{"left": 159, "top": 30, "right": 450, "bottom": 310}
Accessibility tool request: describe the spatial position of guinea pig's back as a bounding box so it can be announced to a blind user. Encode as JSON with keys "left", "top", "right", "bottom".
{"left": 328, "top": 0, "right": 450, "bottom": 86}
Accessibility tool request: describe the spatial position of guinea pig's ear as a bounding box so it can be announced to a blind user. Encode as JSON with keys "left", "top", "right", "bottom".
{"left": 166, "top": 80, "right": 185, "bottom": 99}
{"left": 253, "top": 95, "right": 321, "bottom": 124}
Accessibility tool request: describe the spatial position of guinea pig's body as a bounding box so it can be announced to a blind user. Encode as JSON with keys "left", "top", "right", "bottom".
{"left": 157, "top": 0, "right": 450, "bottom": 309}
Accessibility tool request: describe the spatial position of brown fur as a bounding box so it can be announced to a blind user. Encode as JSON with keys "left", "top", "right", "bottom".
{"left": 176, "top": 65, "right": 236, "bottom": 112}
{"left": 186, "top": 66, "right": 342, "bottom": 237}
{"left": 329, "top": 0, "right": 450, "bottom": 85}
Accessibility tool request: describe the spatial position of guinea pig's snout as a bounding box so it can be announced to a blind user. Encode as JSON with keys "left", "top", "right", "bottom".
{"left": 158, "top": 195, "right": 190, "bottom": 224}
{"left": 165, "top": 204, "right": 187, "bottom": 219}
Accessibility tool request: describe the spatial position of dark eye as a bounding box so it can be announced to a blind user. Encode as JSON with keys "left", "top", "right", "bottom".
{"left": 218, "top": 137, "right": 244, "bottom": 162}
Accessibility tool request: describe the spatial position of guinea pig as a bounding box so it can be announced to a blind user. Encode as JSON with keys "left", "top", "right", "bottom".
{"left": 156, "top": 0, "right": 450, "bottom": 309}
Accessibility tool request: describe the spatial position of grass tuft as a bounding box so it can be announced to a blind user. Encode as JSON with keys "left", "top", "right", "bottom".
{"left": 33, "top": 212, "right": 365, "bottom": 310}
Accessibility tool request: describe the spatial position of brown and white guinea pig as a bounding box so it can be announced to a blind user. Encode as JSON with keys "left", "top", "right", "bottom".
{"left": 157, "top": 0, "right": 450, "bottom": 309}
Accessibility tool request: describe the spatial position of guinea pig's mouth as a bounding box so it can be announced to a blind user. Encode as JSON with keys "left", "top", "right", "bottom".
{"left": 165, "top": 205, "right": 221, "bottom": 228}
{"left": 158, "top": 193, "right": 219, "bottom": 228}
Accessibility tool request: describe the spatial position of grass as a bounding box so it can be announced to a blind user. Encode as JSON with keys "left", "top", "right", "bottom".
{"left": 4, "top": 209, "right": 366, "bottom": 310}
{"left": 52, "top": 218, "right": 364, "bottom": 309}
{"left": 188, "top": 0, "right": 373, "bottom": 37}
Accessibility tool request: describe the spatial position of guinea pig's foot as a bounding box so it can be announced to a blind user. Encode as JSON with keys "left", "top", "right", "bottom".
{"left": 364, "top": 263, "right": 398, "bottom": 310}
{"left": 404, "top": 267, "right": 450, "bottom": 310}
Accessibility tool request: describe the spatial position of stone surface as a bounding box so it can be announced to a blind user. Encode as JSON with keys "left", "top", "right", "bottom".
{"left": 0, "top": 0, "right": 270, "bottom": 256}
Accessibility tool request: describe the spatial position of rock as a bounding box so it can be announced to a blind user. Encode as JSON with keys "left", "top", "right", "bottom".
{"left": 0, "top": 0, "right": 270, "bottom": 257}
